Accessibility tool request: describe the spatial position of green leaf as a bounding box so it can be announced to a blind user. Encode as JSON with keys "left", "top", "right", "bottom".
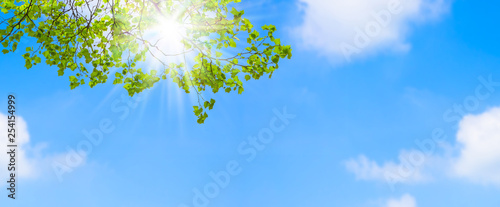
{"left": 25, "top": 60, "right": 32, "bottom": 69}
{"left": 0, "top": 0, "right": 292, "bottom": 124}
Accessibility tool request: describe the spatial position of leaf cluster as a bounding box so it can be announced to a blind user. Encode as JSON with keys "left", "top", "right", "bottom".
{"left": 0, "top": 0, "right": 292, "bottom": 123}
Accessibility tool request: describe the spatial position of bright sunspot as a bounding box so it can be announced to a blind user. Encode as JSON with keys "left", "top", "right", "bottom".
{"left": 149, "top": 17, "right": 188, "bottom": 57}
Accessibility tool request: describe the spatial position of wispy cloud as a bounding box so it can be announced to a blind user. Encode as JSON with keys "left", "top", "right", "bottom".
{"left": 345, "top": 150, "right": 430, "bottom": 185}
{"left": 385, "top": 194, "right": 417, "bottom": 207}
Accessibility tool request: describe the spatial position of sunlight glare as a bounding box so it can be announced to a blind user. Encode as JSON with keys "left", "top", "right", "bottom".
{"left": 152, "top": 17, "right": 187, "bottom": 56}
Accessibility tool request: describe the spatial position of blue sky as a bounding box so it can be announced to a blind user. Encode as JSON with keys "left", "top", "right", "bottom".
{"left": 2, "top": 0, "right": 500, "bottom": 206}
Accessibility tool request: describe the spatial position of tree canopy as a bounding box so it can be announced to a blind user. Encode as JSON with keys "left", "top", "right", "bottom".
{"left": 0, "top": 0, "right": 292, "bottom": 123}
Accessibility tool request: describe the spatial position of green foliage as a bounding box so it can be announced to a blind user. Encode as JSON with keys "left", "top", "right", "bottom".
{"left": 0, "top": 0, "right": 292, "bottom": 123}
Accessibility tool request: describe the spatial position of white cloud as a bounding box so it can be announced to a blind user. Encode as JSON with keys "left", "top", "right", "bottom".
{"left": 453, "top": 107, "right": 500, "bottom": 185}
{"left": 0, "top": 113, "right": 87, "bottom": 183}
{"left": 345, "top": 150, "right": 430, "bottom": 185}
{"left": 385, "top": 194, "right": 417, "bottom": 207}
{"left": 0, "top": 113, "right": 35, "bottom": 178}
{"left": 345, "top": 106, "right": 500, "bottom": 189}
{"left": 295, "top": 0, "right": 451, "bottom": 62}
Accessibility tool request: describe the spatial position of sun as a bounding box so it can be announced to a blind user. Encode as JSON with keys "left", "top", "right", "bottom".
{"left": 158, "top": 18, "right": 185, "bottom": 43}
{"left": 149, "top": 17, "right": 188, "bottom": 55}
